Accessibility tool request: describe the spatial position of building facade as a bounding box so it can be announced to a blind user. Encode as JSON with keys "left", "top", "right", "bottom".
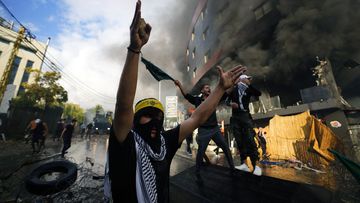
{"left": 181, "top": 0, "right": 360, "bottom": 161}
{"left": 0, "top": 20, "right": 47, "bottom": 113}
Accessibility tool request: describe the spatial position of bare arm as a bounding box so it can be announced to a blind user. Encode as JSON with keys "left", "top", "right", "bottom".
{"left": 113, "top": 0, "right": 152, "bottom": 143}
{"left": 60, "top": 128, "right": 66, "bottom": 139}
{"left": 178, "top": 65, "right": 246, "bottom": 144}
{"left": 174, "top": 80, "right": 187, "bottom": 97}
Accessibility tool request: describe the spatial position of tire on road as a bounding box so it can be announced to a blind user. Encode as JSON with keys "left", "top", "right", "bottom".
{"left": 25, "top": 160, "right": 78, "bottom": 195}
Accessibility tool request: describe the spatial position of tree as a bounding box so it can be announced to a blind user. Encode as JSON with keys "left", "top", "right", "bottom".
{"left": 63, "top": 103, "right": 85, "bottom": 123}
{"left": 94, "top": 104, "right": 104, "bottom": 114}
{"left": 12, "top": 69, "right": 68, "bottom": 108}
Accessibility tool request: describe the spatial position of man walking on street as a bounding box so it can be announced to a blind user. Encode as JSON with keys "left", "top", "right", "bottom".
{"left": 54, "top": 118, "right": 65, "bottom": 141}
{"left": 86, "top": 122, "right": 93, "bottom": 140}
{"left": 227, "top": 74, "right": 262, "bottom": 175}
{"left": 31, "top": 119, "right": 47, "bottom": 153}
{"left": 60, "top": 119, "right": 77, "bottom": 158}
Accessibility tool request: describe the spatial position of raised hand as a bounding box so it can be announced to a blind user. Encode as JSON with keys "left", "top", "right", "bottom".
{"left": 216, "top": 65, "right": 247, "bottom": 90}
{"left": 174, "top": 80, "right": 181, "bottom": 87}
{"left": 129, "top": 0, "right": 152, "bottom": 52}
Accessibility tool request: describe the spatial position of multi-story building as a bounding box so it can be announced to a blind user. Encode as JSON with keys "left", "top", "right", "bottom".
{"left": 0, "top": 18, "right": 47, "bottom": 113}
{"left": 181, "top": 0, "right": 360, "bottom": 161}
{"left": 183, "top": 0, "right": 359, "bottom": 105}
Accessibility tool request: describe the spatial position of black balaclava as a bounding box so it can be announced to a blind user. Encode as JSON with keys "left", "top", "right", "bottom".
{"left": 133, "top": 107, "right": 164, "bottom": 153}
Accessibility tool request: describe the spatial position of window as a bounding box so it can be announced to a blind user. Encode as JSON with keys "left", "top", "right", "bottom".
{"left": 0, "top": 36, "right": 10, "bottom": 44}
{"left": 202, "top": 27, "right": 208, "bottom": 41}
{"left": 204, "top": 55, "right": 208, "bottom": 64}
{"left": 187, "top": 65, "right": 190, "bottom": 72}
{"left": 8, "top": 56, "right": 22, "bottom": 84}
{"left": 191, "top": 29, "right": 195, "bottom": 41}
{"left": 201, "top": 2, "right": 207, "bottom": 21}
{"left": 254, "top": 1, "right": 273, "bottom": 20}
{"left": 192, "top": 48, "right": 196, "bottom": 59}
{"left": 18, "top": 60, "right": 33, "bottom": 94}
{"left": 263, "top": 1, "right": 272, "bottom": 14}
{"left": 204, "top": 51, "right": 210, "bottom": 64}
{"left": 193, "top": 68, "right": 197, "bottom": 78}
{"left": 254, "top": 7, "right": 264, "bottom": 20}
{"left": 186, "top": 48, "right": 189, "bottom": 56}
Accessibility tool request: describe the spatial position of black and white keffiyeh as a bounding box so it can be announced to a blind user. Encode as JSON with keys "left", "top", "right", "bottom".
{"left": 237, "top": 82, "right": 248, "bottom": 110}
{"left": 133, "top": 130, "right": 166, "bottom": 203}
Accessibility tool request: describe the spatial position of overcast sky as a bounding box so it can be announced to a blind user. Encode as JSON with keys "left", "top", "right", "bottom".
{"left": 1, "top": 0, "right": 196, "bottom": 111}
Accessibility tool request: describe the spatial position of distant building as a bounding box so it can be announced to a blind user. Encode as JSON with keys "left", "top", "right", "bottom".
{"left": 0, "top": 18, "right": 47, "bottom": 113}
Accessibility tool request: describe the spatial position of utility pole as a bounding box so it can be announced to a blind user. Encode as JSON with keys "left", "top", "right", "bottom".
{"left": 39, "top": 37, "right": 51, "bottom": 72}
{"left": 0, "top": 26, "right": 25, "bottom": 103}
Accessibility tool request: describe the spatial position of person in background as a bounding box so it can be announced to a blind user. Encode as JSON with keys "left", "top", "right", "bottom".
{"left": 54, "top": 118, "right": 65, "bottom": 141}
{"left": 25, "top": 118, "right": 37, "bottom": 144}
{"left": 60, "top": 119, "right": 77, "bottom": 158}
{"left": 86, "top": 122, "right": 93, "bottom": 139}
{"left": 31, "top": 119, "right": 47, "bottom": 153}
{"left": 226, "top": 74, "right": 262, "bottom": 175}
{"left": 174, "top": 80, "right": 235, "bottom": 177}
{"left": 80, "top": 122, "right": 86, "bottom": 138}
{"left": 38, "top": 120, "right": 48, "bottom": 152}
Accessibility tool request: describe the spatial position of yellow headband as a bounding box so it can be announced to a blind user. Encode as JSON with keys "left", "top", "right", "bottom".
{"left": 135, "top": 98, "right": 164, "bottom": 114}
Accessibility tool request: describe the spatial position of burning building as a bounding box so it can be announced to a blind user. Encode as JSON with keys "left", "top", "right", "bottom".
{"left": 178, "top": 0, "right": 360, "bottom": 161}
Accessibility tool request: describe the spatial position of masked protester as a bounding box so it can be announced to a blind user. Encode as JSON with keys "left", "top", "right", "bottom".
{"left": 104, "top": 1, "right": 246, "bottom": 202}
{"left": 226, "top": 74, "right": 262, "bottom": 175}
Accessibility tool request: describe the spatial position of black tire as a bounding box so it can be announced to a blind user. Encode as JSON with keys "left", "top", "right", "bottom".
{"left": 25, "top": 160, "right": 78, "bottom": 195}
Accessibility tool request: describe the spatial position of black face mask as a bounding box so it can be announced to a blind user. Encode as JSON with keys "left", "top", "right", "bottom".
{"left": 134, "top": 118, "right": 163, "bottom": 152}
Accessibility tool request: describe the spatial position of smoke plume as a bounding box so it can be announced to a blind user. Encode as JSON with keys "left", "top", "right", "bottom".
{"left": 209, "top": 0, "right": 360, "bottom": 106}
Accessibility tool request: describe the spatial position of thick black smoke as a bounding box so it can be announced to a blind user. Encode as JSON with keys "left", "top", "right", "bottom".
{"left": 212, "top": 0, "right": 360, "bottom": 106}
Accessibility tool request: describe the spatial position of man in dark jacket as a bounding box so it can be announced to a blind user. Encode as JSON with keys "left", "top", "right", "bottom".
{"left": 175, "top": 80, "right": 235, "bottom": 176}
{"left": 60, "top": 119, "right": 77, "bottom": 158}
{"left": 227, "top": 74, "right": 262, "bottom": 175}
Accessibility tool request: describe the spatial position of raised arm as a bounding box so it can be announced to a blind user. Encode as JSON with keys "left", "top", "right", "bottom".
{"left": 174, "top": 80, "right": 197, "bottom": 105}
{"left": 113, "top": 0, "right": 152, "bottom": 143}
{"left": 174, "top": 80, "right": 187, "bottom": 97}
{"left": 178, "top": 65, "right": 246, "bottom": 144}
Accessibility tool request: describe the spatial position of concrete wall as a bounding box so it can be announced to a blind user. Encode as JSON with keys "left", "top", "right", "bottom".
{"left": 5, "top": 105, "right": 63, "bottom": 139}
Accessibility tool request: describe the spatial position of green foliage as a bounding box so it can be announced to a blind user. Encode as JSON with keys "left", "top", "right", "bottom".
{"left": 63, "top": 103, "right": 85, "bottom": 123}
{"left": 95, "top": 104, "right": 104, "bottom": 114}
{"left": 11, "top": 69, "right": 68, "bottom": 108}
{"left": 87, "top": 104, "right": 105, "bottom": 115}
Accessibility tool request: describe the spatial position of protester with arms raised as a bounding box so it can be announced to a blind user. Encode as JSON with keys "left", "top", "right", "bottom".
{"left": 106, "top": 1, "right": 246, "bottom": 202}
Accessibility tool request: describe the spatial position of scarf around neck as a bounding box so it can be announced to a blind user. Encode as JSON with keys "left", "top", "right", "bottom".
{"left": 133, "top": 130, "right": 166, "bottom": 203}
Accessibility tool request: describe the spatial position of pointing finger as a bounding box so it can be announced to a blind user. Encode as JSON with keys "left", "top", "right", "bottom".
{"left": 130, "top": 0, "right": 141, "bottom": 30}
